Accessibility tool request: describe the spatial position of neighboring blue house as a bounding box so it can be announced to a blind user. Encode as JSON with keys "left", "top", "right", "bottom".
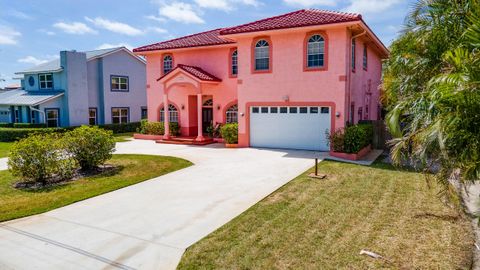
{"left": 0, "top": 47, "right": 147, "bottom": 127}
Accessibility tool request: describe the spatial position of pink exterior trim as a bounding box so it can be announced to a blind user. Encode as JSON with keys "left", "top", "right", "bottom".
{"left": 133, "top": 134, "right": 164, "bottom": 140}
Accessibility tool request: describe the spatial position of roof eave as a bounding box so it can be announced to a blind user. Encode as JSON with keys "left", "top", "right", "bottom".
{"left": 133, "top": 42, "right": 236, "bottom": 55}
{"left": 358, "top": 20, "right": 390, "bottom": 58}
{"left": 15, "top": 68, "right": 64, "bottom": 75}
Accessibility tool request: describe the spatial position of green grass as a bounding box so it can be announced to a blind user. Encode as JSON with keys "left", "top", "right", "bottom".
{"left": 0, "top": 142, "right": 13, "bottom": 158}
{"left": 178, "top": 161, "right": 473, "bottom": 270}
{"left": 0, "top": 154, "right": 192, "bottom": 222}
{"left": 114, "top": 132, "right": 134, "bottom": 142}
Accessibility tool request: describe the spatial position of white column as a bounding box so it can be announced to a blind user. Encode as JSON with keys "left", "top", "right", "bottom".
{"left": 195, "top": 93, "right": 205, "bottom": 141}
{"left": 163, "top": 93, "right": 170, "bottom": 139}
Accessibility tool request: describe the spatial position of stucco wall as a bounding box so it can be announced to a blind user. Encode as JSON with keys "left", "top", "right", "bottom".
{"left": 62, "top": 51, "right": 89, "bottom": 126}
{"left": 101, "top": 50, "right": 146, "bottom": 124}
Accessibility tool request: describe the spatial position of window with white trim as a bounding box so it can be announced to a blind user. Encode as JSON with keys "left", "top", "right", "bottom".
{"left": 46, "top": 109, "right": 59, "bottom": 127}
{"left": 39, "top": 73, "right": 53, "bottom": 89}
{"left": 307, "top": 35, "right": 325, "bottom": 68}
{"left": 160, "top": 104, "right": 178, "bottom": 123}
{"left": 111, "top": 76, "right": 128, "bottom": 91}
{"left": 89, "top": 108, "right": 97, "bottom": 125}
{"left": 231, "top": 50, "right": 238, "bottom": 76}
{"left": 163, "top": 55, "right": 173, "bottom": 74}
{"left": 112, "top": 108, "right": 129, "bottom": 124}
{"left": 254, "top": 40, "right": 270, "bottom": 71}
{"left": 226, "top": 104, "right": 238, "bottom": 123}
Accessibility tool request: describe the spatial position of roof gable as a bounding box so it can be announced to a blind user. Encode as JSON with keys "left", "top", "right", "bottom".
{"left": 157, "top": 64, "right": 221, "bottom": 83}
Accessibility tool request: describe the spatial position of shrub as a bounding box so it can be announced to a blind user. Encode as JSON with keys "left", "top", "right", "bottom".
{"left": 220, "top": 123, "right": 238, "bottom": 144}
{"left": 207, "top": 123, "right": 223, "bottom": 138}
{"left": 329, "top": 124, "right": 373, "bottom": 153}
{"left": 0, "top": 127, "right": 66, "bottom": 142}
{"left": 0, "top": 123, "right": 13, "bottom": 128}
{"left": 13, "top": 123, "right": 47, "bottom": 128}
{"left": 8, "top": 134, "right": 77, "bottom": 185}
{"left": 65, "top": 126, "right": 116, "bottom": 171}
{"left": 137, "top": 120, "right": 181, "bottom": 136}
{"left": 98, "top": 122, "right": 141, "bottom": 134}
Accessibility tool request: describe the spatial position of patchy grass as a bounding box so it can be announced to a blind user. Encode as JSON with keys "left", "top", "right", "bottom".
{"left": 0, "top": 154, "right": 191, "bottom": 222}
{"left": 178, "top": 161, "right": 473, "bottom": 270}
{"left": 0, "top": 142, "right": 13, "bottom": 158}
{"left": 114, "top": 132, "right": 134, "bottom": 142}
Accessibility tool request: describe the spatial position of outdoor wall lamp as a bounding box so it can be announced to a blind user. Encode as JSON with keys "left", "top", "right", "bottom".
{"left": 282, "top": 95, "right": 289, "bottom": 102}
{"left": 217, "top": 105, "right": 221, "bottom": 110}
{"left": 240, "top": 112, "right": 245, "bottom": 117}
{"left": 336, "top": 112, "right": 341, "bottom": 118}
{"left": 181, "top": 104, "right": 185, "bottom": 110}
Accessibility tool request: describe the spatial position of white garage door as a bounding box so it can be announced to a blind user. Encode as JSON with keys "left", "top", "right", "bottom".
{"left": 250, "top": 106, "right": 331, "bottom": 151}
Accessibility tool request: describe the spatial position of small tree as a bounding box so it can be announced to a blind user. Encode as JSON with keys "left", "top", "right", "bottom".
{"left": 65, "top": 126, "right": 116, "bottom": 171}
{"left": 8, "top": 134, "right": 77, "bottom": 185}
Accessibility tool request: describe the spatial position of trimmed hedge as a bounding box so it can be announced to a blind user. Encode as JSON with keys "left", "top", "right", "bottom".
{"left": 0, "top": 123, "right": 13, "bottom": 128}
{"left": 13, "top": 123, "right": 47, "bottom": 128}
{"left": 0, "top": 122, "right": 142, "bottom": 142}
{"left": 137, "top": 120, "right": 180, "bottom": 136}
{"left": 329, "top": 124, "right": 373, "bottom": 153}
{"left": 220, "top": 123, "right": 238, "bottom": 144}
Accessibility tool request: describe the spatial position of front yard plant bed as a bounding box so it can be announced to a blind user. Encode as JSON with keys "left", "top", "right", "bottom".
{"left": 0, "top": 154, "right": 191, "bottom": 222}
{"left": 178, "top": 161, "right": 473, "bottom": 269}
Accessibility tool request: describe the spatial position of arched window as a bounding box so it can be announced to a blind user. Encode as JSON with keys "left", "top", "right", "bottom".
{"left": 163, "top": 55, "right": 173, "bottom": 74}
{"left": 203, "top": 99, "right": 213, "bottom": 107}
{"left": 226, "top": 104, "right": 238, "bottom": 123}
{"left": 231, "top": 49, "right": 238, "bottom": 76}
{"left": 254, "top": 40, "right": 269, "bottom": 71}
{"left": 307, "top": 34, "right": 325, "bottom": 68}
{"left": 160, "top": 104, "right": 178, "bottom": 122}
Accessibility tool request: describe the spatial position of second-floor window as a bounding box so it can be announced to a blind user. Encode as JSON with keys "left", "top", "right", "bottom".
{"left": 363, "top": 45, "right": 368, "bottom": 70}
{"left": 231, "top": 49, "right": 238, "bottom": 76}
{"left": 163, "top": 55, "right": 173, "bottom": 74}
{"left": 254, "top": 39, "right": 270, "bottom": 71}
{"left": 111, "top": 76, "right": 129, "bottom": 91}
{"left": 39, "top": 73, "right": 53, "bottom": 89}
{"left": 307, "top": 34, "right": 325, "bottom": 68}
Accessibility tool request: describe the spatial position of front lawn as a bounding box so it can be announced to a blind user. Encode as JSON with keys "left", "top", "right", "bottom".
{"left": 178, "top": 161, "right": 473, "bottom": 269}
{"left": 0, "top": 142, "right": 13, "bottom": 158}
{"left": 0, "top": 154, "right": 191, "bottom": 222}
{"left": 114, "top": 132, "right": 134, "bottom": 142}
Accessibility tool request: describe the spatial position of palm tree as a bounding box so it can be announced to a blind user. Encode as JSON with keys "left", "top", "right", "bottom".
{"left": 383, "top": 0, "right": 480, "bottom": 199}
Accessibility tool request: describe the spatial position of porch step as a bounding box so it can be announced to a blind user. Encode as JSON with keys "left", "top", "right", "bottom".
{"left": 156, "top": 137, "right": 215, "bottom": 146}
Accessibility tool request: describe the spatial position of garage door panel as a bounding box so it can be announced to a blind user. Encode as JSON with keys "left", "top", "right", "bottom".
{"left": 250, "top": 106, "right": 331, "bottom": 151}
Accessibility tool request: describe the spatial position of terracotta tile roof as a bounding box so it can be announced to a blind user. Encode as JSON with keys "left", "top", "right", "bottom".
{"left": 133, "top": 29, "right": 234, "bottom": 53}
{"left": 220, "top": 9, "right": 361, "bottom": 35}
{"left": 157, "top": 64, "right": 222, "bottom": 82}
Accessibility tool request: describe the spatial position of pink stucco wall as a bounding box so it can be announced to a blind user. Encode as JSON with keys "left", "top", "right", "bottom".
{"left": 142, "top": 24, "right": 385, "bottom": 146}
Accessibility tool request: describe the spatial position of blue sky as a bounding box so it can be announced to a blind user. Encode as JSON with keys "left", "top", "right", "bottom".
{"left": 0, "top": 0, "right": 414, "bottom": 86}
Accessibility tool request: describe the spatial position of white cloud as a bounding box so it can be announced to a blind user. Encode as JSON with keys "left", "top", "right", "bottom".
{"left": 145, "top": 15, "right": 167, "bottom": 22}
{"left": 9, "top": 10, "right": 33, "bottom": 20}
{"left": 17, "top": 55, "right": 58, "bottom": 66}
{"left": 37, "top": 29, "right": 56, "bottom": 36}
{"left": 193, "top": 0, "right": 260, "bottom": 11}
{"left": 96, "top": 43, "right": 134, "bottom": 51}
{"left": 0, "top": 25, "right": 21, "bottom": 45}
{"left": 343, "top": 0, "right": 401, "bottom": 15}
{"left": 85, "top": 17, "right": 143, "bottom": 36}
{"left": 159, "top": 2, "right": 205, "bottom": 24}
{"left": 53, "top": 22, "right": 97, "bottom": 34}
{"left": 147, "top": 27, "right": 168, "bottom": 34}
{"left": 283, "top": 0, "right": 336, "bottom": 7}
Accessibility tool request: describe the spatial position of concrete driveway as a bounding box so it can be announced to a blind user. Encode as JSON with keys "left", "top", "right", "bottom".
{"left": 0, "top": 140, "right": 321, "bottom": 270}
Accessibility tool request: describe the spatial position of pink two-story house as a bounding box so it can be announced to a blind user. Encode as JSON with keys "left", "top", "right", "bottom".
{"left": 133, "top": 9, "right": 388, "bottom": 151}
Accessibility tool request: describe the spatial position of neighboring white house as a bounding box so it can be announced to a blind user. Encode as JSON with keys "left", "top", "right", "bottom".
{"left": 0, "top": 47, "right": 147, "bottom": 127}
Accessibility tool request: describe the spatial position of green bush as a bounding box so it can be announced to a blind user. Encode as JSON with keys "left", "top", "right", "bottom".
{"left": 0, "top": 127, "right": 66, "bottom": 142}
{"left": 65, "top": 126, "right": 116, "bottom": 171}
{"left": 138, "top": 120, "right": 180, "bottom": 136}
{"left": 8, "top": 134, "right": 77, "bottom": 185}
{"left": 220, "top": 123, "right": 238, "bottom": 144}
{"left": 98, "top": 122, "right": 141, "bottom": 134}
{"left": 13, "top": 123, "right": 47, "bottom": 128}
{"left": 0, "top": 123, "right": 13, "bottom": 128}
{"left": 329, "top": 124, "right": 373, "bottom": 153}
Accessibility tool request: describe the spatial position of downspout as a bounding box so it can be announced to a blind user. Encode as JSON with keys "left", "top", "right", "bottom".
{"left": 29, "top": 106, "right": 46, "bottom": 124}
{"left": 348, "top": 29, "right": 367, "bottom": 125}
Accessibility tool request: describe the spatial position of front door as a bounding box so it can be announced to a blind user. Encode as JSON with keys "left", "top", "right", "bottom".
{"left": 202, "top": 108, "right": 213, "bottom": 133}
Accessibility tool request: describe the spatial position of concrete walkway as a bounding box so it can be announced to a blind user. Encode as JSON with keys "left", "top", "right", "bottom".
{"left": 0, "top": 157, "right": 7, "bottom": 171}
{"left": 0, "top": 140, "right": 321, "bottom": 270}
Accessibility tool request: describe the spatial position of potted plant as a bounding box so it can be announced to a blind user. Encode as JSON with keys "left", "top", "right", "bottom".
{"left": 220, "top": 123, "right": 238, "bottom": 148}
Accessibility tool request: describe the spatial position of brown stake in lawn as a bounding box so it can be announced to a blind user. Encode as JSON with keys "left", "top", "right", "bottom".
{"left": 0, "top": 154, "right": 191, "bottom": 222}
{"left": 178, "top": 161, "right": 474, "bottom": 269}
